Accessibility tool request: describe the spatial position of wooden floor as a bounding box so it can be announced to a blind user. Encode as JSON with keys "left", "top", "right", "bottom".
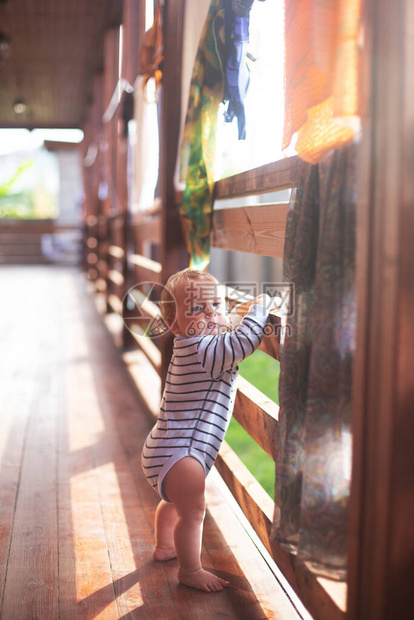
{"left": 0, "top": 266, "right": 304, "bottom": 620}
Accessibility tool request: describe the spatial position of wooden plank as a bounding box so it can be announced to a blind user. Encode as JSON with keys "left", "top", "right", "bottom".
{"left": 107, "top": 211, "right": 126, "bottom": 221}
{"left": 215, "top": 442, "right": 346, "bottom": 620}
{"left": 214, "top": 156, "right": 299, "bottom": 199}
{"left": 0, "top": 256, "right": 51, "bottom": 265}
{"left": 129, "top": 330, "right": 162, "bottom": 376}
{"left": 121, "top": 0, "right": 143, "bottom": 87}
{"left": 0, "top": 234, "right": 45, "bottom": 243}
{"left": 130, "top": 254, "right": 162, "bottom": 274}
{"left": 211, "top": 202, "right": 288, "bottom": 258}
{"left": 130, "top": 254, "right": 162, "bottom": 285}
{"left": 71, "top": 324, "right": 155, "bottom": 616}
{"left": 215, "top": 442, "right": 274, "bottom": 551}
{"left": 125, "top": 288, "right": 160, "bottom": 321}
{"left": 259, "top": 315, "right": 282, "bottom": 360}
{"left": 107, "top": 293, "right": 123, "bottom": 315}
{"left": 233, "top": 376, "right": 279, "bottom": 459}
{"left": 108, "top": 245, "right": 125, "bottom": 259}
{"left": 1, "top": 270, "right": 60, "bottom": 620}
{"left": 0, "top": 244, "right": 44, "bottom": 256}
{"left": 102, "top": 27, "right": 120, "bottom": 218}
{"left": 59, "top": 364, "right": 119, "bottom": 619}
{"left": 0, "top": 276, "right": 38, "bottom": 610}
{"left": 0, "top": 221, "right": 79, "bottom": 234}
{"left": 108, "top": 269, "right": 124, "bottom": 286}
{"left": 1, "top": 392, "right": 59, "bottom": 620}
{"left": 132, "top": 217, "right": 161, "bottom": 245}
{"left": 159, "top": 0, "right": 189, "bottom": 386}
{"left": 59, "top": 274, "right": 124, "bottom": 618}
{"left": 122, "top": 350, "right": 161, "bottom": 419}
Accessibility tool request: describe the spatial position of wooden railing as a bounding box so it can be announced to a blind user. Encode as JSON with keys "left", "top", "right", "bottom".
{"left": 213, "top": 158, "right": 346, "bottom": 620}
{"left": 0, "top": 219, "right": 81, "bottom": 265}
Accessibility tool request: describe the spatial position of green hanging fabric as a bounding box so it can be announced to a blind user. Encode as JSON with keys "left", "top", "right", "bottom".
{"left": 179, "top": 1, "right": 226, "bottom": 270}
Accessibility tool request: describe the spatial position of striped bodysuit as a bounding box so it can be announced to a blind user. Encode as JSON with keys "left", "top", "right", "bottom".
{"left": 141, "top": 304, "right": 269, "bottom": 502}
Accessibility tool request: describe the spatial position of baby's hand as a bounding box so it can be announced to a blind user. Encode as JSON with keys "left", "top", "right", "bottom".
{"left": 234, "top": 295, "right": 282, "bottom": 317}
{"left": 255, "top": 294, "right": 282, "bottom": 313}
{"left": 234, "top": 299, "right": 255, "bottom": 316}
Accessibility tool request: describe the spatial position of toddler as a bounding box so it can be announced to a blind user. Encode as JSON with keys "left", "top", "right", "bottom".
{"left": 141, "top": 268, "right": 275, "bottom": 592}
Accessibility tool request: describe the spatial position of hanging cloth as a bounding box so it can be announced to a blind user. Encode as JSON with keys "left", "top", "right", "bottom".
{"left": 271, "top": 141, "right": 357, "bottom": 580}
{"left": 179, "top": 0, "right": 259, "bottom": 268}
{"left": 222, "top": 1, "right": 251, "bottom": 140}
{"left": 179, "top": 0, "right": 226, "bottom": 270}
{"left": 283, "top": 0, "right": 362, "bottom": 164}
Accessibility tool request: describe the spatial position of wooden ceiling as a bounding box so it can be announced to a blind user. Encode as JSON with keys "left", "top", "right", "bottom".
{"left": 0, "top": 0, "right": 123, "bottom": 129}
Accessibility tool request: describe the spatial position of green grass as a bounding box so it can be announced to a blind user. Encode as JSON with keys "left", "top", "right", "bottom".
{"left": 225, "top": 349, "right": 280, "bottom": 497}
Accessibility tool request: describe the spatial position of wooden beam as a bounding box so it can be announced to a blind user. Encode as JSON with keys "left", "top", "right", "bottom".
{"left": 347, "top": 1, "right": 414, "bottom": 618}
{"left": 130, "top": 254, "right": 162, "bottom": 274}
{"left": 130, "top": 254, "right": 162, "bottom": 283}
{"left": 102, "top": 28, "right": 120, "bottom": 217}
{"left": 211, "top": 203, "right": 288, "bottom": 258}
{"left": 159, "top": 0, "right": 188, "bottom": 280}
{"left": 129, "top": 330, "right": 162, "bottom": 376}
{"left": 159, "top": 0, "right": 189, "bottom": 384}
{"left": 132, "top": 217, "right": 161, "bottom": 245}
{"left": 108, "top": 245, "right": 125, "bottom": 259}
{"left": 0, "top": 220, "right": 79, "bottom": 234}
{"left": 108, "top": 270, "right": 124, "bottom": 287}
{"left": 121, "top": 0, "right": 143, "bottom": 86}
{"left": 107, "top": 294, "right": 123, "bottom": 315}
{"left": 233, "top": 376, "right": 279, "bottom": 459}
{"left": 214, "top": 156, "right": 299, "bottom": 200}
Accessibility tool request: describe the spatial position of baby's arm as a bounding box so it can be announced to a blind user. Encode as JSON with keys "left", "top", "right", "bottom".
{"left": 197, "top": 295, "right": 275, "bottom": 378}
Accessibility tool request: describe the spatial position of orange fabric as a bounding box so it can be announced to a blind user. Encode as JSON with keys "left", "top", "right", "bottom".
{"left": 283, "top": 0, "right": 362, "bottom": 164}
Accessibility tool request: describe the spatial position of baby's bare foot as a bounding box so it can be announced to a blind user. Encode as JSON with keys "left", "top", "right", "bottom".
{"left": 178, "top": 567, "right": 230, "bottom": 593}
{"left": 152, "top": 545, "right": 177, "bottom": 561}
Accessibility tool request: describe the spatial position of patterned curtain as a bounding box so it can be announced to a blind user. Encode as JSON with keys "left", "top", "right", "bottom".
{"left": 272, "top": 141, "right": 357, "bottom": 580}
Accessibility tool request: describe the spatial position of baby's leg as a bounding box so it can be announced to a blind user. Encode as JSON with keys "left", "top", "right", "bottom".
{"left": 163, "top": 457, "right": 230, "bottom": 593}
{"left": 153, "top": 500, "right": 179, "bottom": 561}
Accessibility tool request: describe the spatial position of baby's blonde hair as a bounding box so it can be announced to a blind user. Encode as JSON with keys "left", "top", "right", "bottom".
{"left": 160, "top": 268, "right": 219, "bottom": 320}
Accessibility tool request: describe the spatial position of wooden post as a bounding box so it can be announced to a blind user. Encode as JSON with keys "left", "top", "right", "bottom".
{"left": 119, "top": 0, "right": 145, "bottom": 347}
{"left": 81, "top": 74, "right": 103, "bottom": 282}
{"left": 347, "top": 0, "right": 414, "bottom": 617}
{"left": 159, "top": 0, "right": 188, "bottom": 381}
{"left": 102, "top": 27, "right": 120, "bottom": 307}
